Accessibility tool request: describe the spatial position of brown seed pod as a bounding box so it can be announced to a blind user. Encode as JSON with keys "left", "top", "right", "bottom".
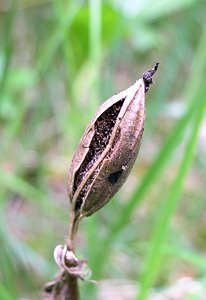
{"left": 67, "top": 63, "right": 159, "bottom": 240}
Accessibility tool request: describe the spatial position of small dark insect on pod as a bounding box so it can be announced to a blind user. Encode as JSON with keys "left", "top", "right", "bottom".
{"left": 67, "top": 63, "right": 159, "bottom": 236}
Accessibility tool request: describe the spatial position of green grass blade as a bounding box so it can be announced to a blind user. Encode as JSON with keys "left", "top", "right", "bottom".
{"left": 0, "top": 282, "right": 15, "bottom": 300}
{"left": 137, "top": 86, "right": 206, "bottom": 300}
{"left": 88, "top": 0, "right": 102, "bottom": 116}
{"left": 0, "top": 1, "right": 16, "bottom": 98}
{"left": 36, "top": 0, "right": 84, "bottom": 80}
{"left": 0, "top": 169, "right": 65, "bottom": 218}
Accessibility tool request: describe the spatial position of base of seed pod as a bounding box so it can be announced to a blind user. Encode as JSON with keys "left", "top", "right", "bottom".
{"left": 68, "top": 211, "right": 81, "bottom": 250}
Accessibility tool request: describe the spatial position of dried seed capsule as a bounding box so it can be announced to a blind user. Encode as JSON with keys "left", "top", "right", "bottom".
{"left": 68, "top": 64, "right": 158, "bottom": 222}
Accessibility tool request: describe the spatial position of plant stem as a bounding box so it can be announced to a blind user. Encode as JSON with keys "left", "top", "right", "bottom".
{"left": 43, "top": 270, "right": 79, "bottom": 300}
{"left": 67, "top": 273, "right": 79, "bottom": 300}
{"left": 67, "top": 212, "right": 80, "bottom": 251}
{"left": 43, "top": 212, "right": 81, "bottom": 300}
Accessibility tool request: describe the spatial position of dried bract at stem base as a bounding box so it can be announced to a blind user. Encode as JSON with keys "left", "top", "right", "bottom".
{"left": 43, "top": 246, "right": 90, "bottom": 300}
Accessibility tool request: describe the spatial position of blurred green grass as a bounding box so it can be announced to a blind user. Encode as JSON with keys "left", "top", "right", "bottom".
{"left": 0, "top": 0, "right": 206, "bottom": 299}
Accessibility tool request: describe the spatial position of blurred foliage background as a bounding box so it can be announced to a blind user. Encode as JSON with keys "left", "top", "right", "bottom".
{"left": 0, "top": 0, "right": 206, "bottom": 299}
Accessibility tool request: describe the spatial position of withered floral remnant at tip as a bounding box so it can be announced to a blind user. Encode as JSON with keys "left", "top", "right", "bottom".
{"left": 143, "top": 62, "right": 159, "bottom": 93}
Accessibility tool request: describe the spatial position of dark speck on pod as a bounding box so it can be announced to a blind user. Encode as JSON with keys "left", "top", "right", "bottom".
{"left": 108, "top": 170, "right": 124, "bottom": 184}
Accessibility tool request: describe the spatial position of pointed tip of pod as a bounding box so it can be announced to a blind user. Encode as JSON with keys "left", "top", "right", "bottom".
{"left": 142, "top": 62, "right": 160, "bottom": 93}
